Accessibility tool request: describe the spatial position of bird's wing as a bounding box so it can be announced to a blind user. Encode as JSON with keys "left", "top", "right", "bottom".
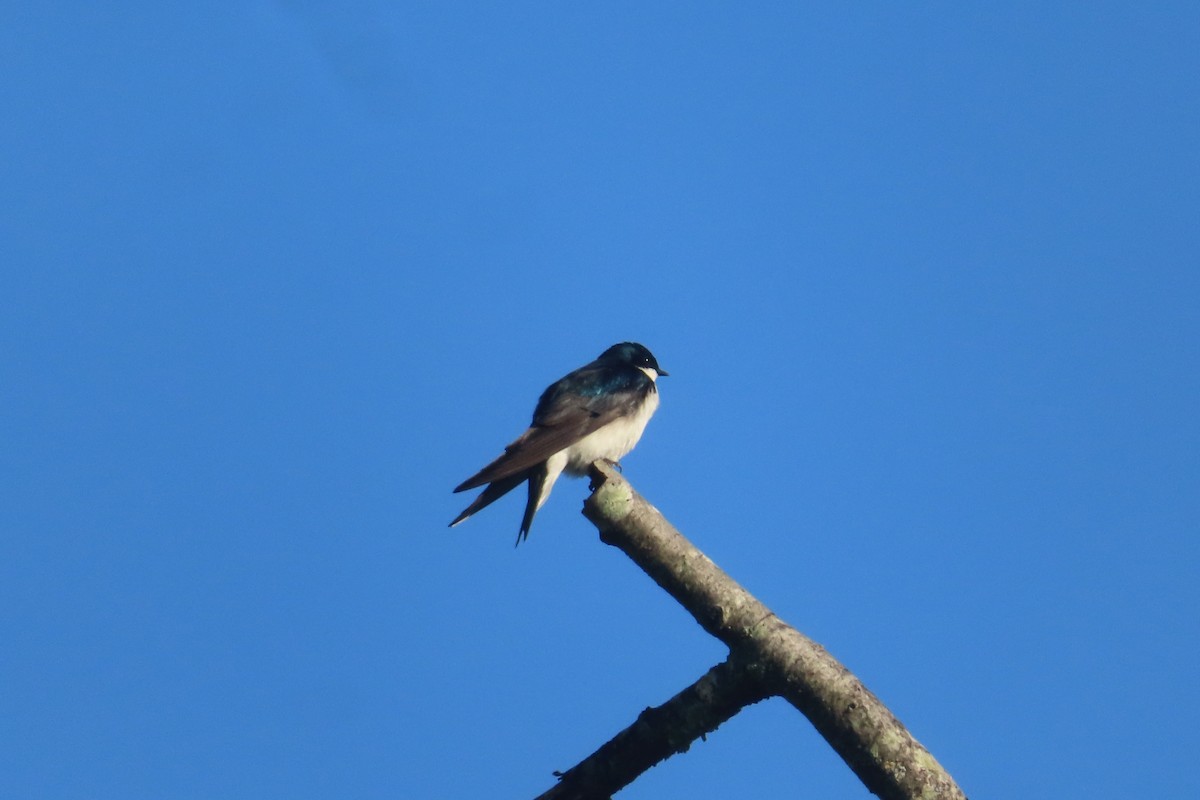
{"left": 453, "top": 366, "right": 650, "bottom": 493}
{"left": 449, "top": 470, "right": 528, "bottom": 526}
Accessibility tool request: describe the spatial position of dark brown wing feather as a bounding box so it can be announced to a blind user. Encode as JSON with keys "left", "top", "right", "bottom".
{"left": 449, "top": 470, "right": 528, "bottom": 525}
{"left": 452, "top": 413, "right": 606, "bottom": 492}
{"left": 453, "top": 364, "right": 652, "bottom": 493}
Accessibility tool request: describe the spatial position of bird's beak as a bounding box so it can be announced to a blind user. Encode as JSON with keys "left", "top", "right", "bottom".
{"left": 657, "top": 367, "right": 670, "bottom": 377}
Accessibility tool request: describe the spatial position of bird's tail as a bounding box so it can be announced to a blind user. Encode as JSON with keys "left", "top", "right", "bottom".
{"left": 517, "top": 464, "right": 551, "bottom": 546}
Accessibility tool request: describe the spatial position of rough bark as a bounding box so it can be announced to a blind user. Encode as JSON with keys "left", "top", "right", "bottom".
{"left": 536, "top": 461, "right": 967, "bottom": 800}
{"left": 534, "top": 654, "right": 770, "bottom": 800}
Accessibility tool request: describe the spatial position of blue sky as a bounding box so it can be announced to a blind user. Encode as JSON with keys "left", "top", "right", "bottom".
{"left": 3, "top": 3, "right": 1198, "bottom": 797}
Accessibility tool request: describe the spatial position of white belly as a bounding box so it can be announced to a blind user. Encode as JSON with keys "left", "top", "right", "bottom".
{"left": 562, "top": 389, "right": 660, "bottom": 475}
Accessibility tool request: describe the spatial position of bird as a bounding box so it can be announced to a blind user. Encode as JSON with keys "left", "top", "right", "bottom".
{"left": 450, "top": 342, "right": 668, "bottom": 544}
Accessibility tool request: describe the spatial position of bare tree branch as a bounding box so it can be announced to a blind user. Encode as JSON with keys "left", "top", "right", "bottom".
{"left": 534, "top": 653, "right": 770, "bottom": 800}
{"left": 535, "top": 461, "right": 967, "bottom": 800}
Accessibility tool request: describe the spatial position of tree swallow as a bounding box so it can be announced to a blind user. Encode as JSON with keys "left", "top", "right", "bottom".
{"left": 451, "top": 342, "right": 668, "bottom": 544}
